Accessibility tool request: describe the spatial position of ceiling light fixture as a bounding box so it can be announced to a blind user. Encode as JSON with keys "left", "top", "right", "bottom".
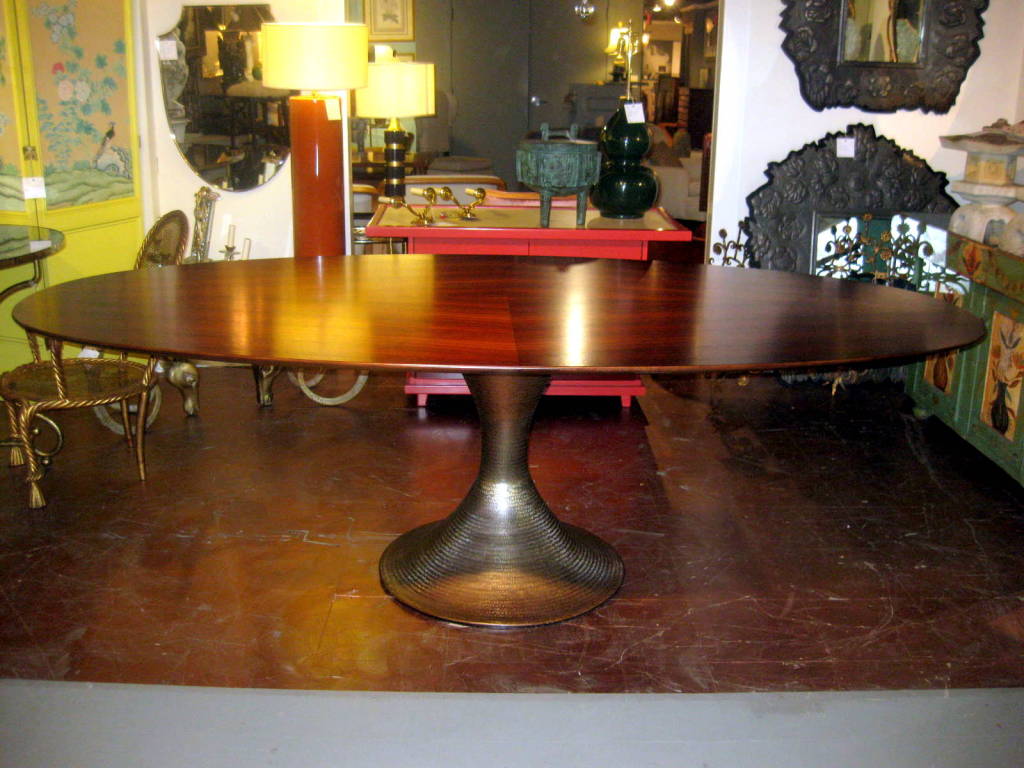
{"left": 573, "top": 1, "right": 596, "bottom": 20}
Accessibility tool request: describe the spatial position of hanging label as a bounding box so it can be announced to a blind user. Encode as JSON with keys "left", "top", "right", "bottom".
{"left": 157, "top": 39, "right": 179, "bottom": 61}
{"left": 22, "top": 177, "right": 45, "bottom": 199}
{"left": 324, "top": 97, "right": 342, "bottom": 121}
{"left": 624, "top": 102, "right": 645, "bottom": 124}
{"left": 836, "top": 137, "right": 856, "bottom": 158}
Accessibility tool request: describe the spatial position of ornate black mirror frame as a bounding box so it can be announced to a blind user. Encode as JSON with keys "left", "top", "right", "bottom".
{"left": 780, "top": 0, "right": 988, "bottom": 113}
{"left": 743, "top": 124, "right": 957, "bottom": 273}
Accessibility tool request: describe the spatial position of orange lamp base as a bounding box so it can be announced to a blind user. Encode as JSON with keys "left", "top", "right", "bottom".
{"left": 289, "top": 95, "right": 345, "bottom": 259}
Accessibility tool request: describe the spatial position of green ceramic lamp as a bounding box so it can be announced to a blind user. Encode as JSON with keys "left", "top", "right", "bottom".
{"left": 590, "top": 21, "right": 658, "bottom": 219}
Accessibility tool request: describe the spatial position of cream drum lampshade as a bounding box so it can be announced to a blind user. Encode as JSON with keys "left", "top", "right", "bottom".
{"left": 355, "top": 62, "right": 436, "bottom": 120}
{"left": 355, "top": 61, "right": 436, "bottom": 200}
{"left": 261, "top": 22, "right": 368, "bottom": 91}
{"left": 258, "top": 21, "right": 369, "bottom": 258}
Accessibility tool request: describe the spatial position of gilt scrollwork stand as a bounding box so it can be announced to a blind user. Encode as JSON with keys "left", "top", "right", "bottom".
{"left": 158, "top": 187, "right": 217, "bottom": 418}
{"left": 187, "top": 186, "right": 219, "bottom": 264}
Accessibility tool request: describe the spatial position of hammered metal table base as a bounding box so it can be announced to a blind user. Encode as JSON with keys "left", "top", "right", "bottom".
{"left": 379, "top": 373, "right": 624, "bottom": 626}
{"left": 380, "top": 519, "right": 623, "bottom": 627}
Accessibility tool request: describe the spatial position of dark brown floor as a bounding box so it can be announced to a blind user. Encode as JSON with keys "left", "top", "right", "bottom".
{"left": 2, "top": 366, "right": 1022, "bottom": 693}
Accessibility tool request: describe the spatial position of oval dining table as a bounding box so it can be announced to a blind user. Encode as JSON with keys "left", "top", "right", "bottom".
{"left": 11, "top": 253, "right": 984, "bottom": 626}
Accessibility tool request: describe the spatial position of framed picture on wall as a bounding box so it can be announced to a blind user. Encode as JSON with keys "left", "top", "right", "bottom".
{"left": 703, "top": 12, "right": 717, "bottom": 58}
{"left": 366, "top": 0, "right": 414, "bottom": 42}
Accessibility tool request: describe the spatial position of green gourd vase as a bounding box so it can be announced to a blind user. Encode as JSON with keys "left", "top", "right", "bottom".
{"left": 590, "top": 104, "right": 658, "bottom": 218}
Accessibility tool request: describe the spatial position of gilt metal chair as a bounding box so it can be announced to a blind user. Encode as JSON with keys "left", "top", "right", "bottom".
{"left": 136, "top": 211, "right": 198, "bottom": 413}
{"left": 91, "top": 210, "right": 196, "bottom": 435}
{"left": 134, "top": 209, "right": 189, "bottom": 269}
{"left": 2, "top": 332, "right": 157, "bottom": 508}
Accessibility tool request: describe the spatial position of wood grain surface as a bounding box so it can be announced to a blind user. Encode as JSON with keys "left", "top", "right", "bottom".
{"left": 12, "top": 254, "right": 984, "bottom": 373}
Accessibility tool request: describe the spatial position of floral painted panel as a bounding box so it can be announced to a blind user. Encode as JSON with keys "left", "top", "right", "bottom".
{"left": 949, "top": 234, "right": 1024, "bottom": 303}
{"left": 980, "top": 312, "right": 1024, "bottom": 441}
{"left": 0, "top": 6, "right": 25, "bottom": 212}
{"left": 923, "top": 292, "right": 963, "bottom": 393}
{"left": 28, "top": 0, "right": 132, "bottom": 208}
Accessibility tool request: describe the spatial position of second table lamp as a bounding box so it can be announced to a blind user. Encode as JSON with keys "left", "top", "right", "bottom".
{"left": 355, "top": 60, "right": 436, "bottom": 200}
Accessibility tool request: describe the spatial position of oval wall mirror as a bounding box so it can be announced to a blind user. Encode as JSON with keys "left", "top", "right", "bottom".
{"left": 158, "top": 4, "right": 290, "bottom": 191}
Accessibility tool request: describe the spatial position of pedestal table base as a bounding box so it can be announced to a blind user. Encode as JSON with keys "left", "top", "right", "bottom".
{"left": 379, "top": 373, "right": 624, "bottom": 626}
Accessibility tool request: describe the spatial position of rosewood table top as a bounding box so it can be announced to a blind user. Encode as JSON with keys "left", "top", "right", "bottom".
{"left": 12, "top": 253, "right": 985, "bottom": 626}
{"left": 12, "top": 253, "right": 984, "bottom": 375}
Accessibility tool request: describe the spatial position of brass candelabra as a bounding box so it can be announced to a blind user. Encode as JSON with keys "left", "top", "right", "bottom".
{"left": 380, "top": 187, "right": 487, "bottom": 226}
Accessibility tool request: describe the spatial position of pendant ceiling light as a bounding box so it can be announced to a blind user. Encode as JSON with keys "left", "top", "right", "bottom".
{"left": 573, "top": 1, "right": 596, "bottom": 20}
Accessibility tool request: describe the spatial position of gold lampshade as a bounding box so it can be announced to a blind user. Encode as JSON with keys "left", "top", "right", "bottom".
{"left": 259, "top": 21, "right": 369, "bottom": 259}
{"left": 261, "top": 22, "right": 368, "bottom": 91}
{"left": 605, "top": 24, "right": 628, "bottom": 54}
{"left": 355, "top": 62, "right": 436, "bottom": 119}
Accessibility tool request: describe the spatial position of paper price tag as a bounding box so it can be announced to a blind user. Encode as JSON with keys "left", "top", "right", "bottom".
{"left": 22, "top": 177, "right": 45, "bottom": 199}
{"left": 624, "top": 102, "right": 645, "bottom": 124}
{"left": 157, "top": 39, "right": 179, "bottom": 61}
{"left": 324, "top": 97, "right": 342, "bottom": 121}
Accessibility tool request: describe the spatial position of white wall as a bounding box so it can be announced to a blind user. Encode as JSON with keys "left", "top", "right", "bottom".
{"left": 134, "top": 0, "right": 346, "bottom": 260}
{"left": 1018, "top": 36, "right": 1024, "bottom": 122}
{"left": 710, "top": 0, "right": 1024, "bottom": 245}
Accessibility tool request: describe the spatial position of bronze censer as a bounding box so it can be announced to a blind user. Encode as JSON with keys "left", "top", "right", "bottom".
{"left": 516, "top": 124, "right": 600, "bottom": 227}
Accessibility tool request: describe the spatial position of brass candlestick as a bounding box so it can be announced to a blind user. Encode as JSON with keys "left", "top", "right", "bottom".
{"left": 380, "top": 186, "right": 437, "bottom": 226}
{"left": 382, "top": 186, "right": 487, "bottom": 226}
{"left": 437, "top": 186, "right": 486, "bottom": 220}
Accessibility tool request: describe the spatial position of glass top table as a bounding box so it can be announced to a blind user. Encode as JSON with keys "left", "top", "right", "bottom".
{"left": 0, "top": 225, "right": 65, "bottom": 304}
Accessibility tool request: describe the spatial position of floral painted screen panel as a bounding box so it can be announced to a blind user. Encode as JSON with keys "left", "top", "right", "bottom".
{"left": 0, "top": 7, "right": 26, "bottom": 213}
{"left": 922, "top": 293, "right": 964, "bottom": 394}
{"left": 981, "top": 311, "right": 1024, "bottom": 441}
{"left": 27, "top": 0, "right": 133, "bottom": 209}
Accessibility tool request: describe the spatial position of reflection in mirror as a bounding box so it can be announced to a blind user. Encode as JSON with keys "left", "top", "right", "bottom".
{"left": 814, "top": 214, "right": 866, "bottom": 277}
{"left": 746, "top": 124, "right": 958, "bottom": 273}
{"left": 843, "top": 0, "right": 924, "bottom": 64}
{"left": 159, "top": 5, "right": 290, "bottom": 192}
{"left": 813, "top": 212, "right": 954, "bottom": 291}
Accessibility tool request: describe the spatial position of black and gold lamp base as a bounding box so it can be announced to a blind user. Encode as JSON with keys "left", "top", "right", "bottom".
{"left": 383, "top": 116, "right": 406, "bottom": 200}
{"left": 379, "top": 373, "right": 624, "bottom": 626}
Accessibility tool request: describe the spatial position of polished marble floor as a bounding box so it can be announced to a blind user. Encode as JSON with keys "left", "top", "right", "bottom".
{"left": 1, "top": 368, "right": 1022, "bottom": 692}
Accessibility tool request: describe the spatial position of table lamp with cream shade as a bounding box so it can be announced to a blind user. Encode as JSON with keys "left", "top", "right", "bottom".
{"left": 355, "top": 60, "right": 435, "bottom": 200}
{"left": 260, "top": 22, "right": 367, "bottom": 258}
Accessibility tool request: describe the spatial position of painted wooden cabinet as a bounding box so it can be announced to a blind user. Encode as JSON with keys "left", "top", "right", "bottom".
{"left": 0, "top": 0, "right": 141, "bottom": 371}
{"left": 906, "top": 234, "right": 1024, "bottom": 484}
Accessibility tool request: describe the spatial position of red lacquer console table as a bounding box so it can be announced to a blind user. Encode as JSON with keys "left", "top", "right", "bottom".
{"left": 365, "top": 205, "right": 692, "bottom": 405}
